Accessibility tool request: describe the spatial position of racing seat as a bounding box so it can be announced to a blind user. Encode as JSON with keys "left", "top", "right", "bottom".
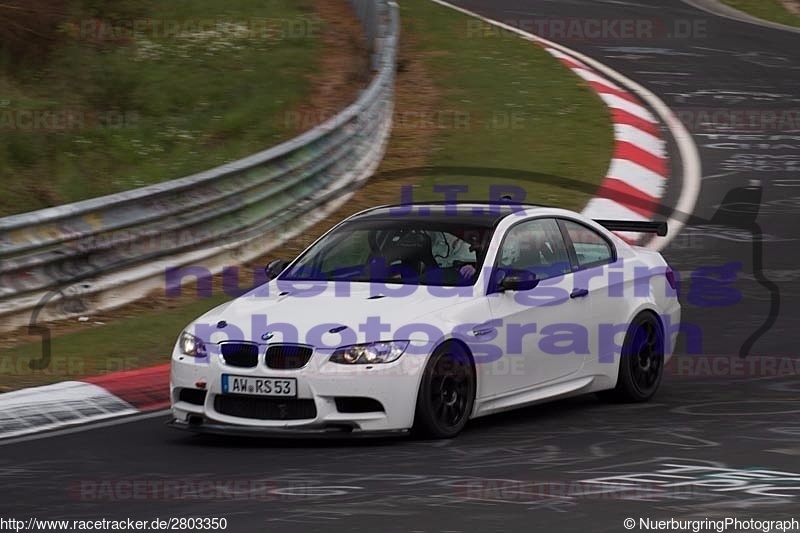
{"left": 368, "top": 230, "right": 438, "bottom": 281}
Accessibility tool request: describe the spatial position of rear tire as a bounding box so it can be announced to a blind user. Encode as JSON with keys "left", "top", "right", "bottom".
{"left": 412, "top": 343, "right": 475, "bottom": 439}
{"left": 598, "top": 313, "right": 664, "bottom": 403}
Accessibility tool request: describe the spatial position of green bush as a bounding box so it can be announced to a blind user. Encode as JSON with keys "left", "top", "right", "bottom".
{"left": 0, "top": 0, "right": 70, "bottom": 65}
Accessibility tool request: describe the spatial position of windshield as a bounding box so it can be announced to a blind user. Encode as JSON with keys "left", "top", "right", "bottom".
{"left": 280, "top": 219, "right": 496, "bottom": 286}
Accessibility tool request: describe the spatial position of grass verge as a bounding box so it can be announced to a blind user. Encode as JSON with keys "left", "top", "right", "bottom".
{"left": 720, "top": 0, "right": 800, "bottom": 27}
{"left": 0, "top": 0, "right": 614, "bottom": 392}
{"left": 0, "top": 0, "right": 323, "bottom": 217}
{"left": 399, "top": 0, "right": 613, "bottom": 209}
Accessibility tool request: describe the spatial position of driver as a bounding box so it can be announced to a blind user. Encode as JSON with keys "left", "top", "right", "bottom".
{"left": 459, "top": 264, "right": 477, "bottom": 281}
{"left": 455, "top": 234, "right": 488, "bottom": 282}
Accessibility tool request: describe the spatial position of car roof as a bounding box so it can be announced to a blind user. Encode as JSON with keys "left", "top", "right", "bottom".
{"left": 347, "top": 201, "right": 549, "bottom": 228}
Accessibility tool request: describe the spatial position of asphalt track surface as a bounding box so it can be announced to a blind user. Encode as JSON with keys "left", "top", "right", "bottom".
{"left": 4, "top": 1, "right": 800, "bottom": 531}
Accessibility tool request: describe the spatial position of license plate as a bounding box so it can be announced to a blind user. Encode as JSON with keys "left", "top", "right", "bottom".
{"left": 222, "top": 375, "right": 297, "bottom": 397}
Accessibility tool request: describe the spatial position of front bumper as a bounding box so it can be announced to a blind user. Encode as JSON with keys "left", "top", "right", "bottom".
{"left": 167, "top": 418, "right": 409, "bottom": 438}
{"left": 170, "top": 343, "right": 432, "bottom": 434}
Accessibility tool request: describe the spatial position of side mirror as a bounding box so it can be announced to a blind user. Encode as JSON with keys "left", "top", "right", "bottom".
{"left": 499, "top": 273, "right": 539, "bottom": 292}
{"left": 265, "top": 259, "right": 290, "bottom": 280}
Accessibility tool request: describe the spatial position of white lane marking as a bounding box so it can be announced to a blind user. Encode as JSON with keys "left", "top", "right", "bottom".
{"left": 0, "top": 409, "right": 170, "bottom": 446}
{"left": 600, "top": 0, "right": 658, "bottom": 7}
{"left": 429, "top": 0, "right": 702, "bottom": 252}
{"left": 703, "top": 171, "right": 738, "bottom": 181}
{"left": 673, "top": 400, "right": 800, "bottom": 416}
{"left": 637, "top": 71, "right": 693, "bottom": 76}
{"left": 615, "top": 123, "right": 665, "bottom": 158}
{"left": 606, "top": 159, "right": 667, "bottom": 199}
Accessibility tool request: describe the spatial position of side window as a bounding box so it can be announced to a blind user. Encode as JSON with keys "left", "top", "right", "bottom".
{"left": 561, "top": 220, "right": 614, "bottom": 269}
{"left": 497, "top": 218, "right": 571, "bottom": 279}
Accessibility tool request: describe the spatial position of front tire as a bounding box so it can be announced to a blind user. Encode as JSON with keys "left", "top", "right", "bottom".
{"left": 599, "top": 313, "right": 664, "bottom": 402}
{"left": 413, "top": 343, "right": 475, "bottom": 439}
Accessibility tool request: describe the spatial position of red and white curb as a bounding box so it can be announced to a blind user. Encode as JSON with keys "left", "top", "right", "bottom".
{"left": 430, "top": 0, "right": 701, "bottom": 251}
{"left": 543, "top": 47, "right": 669, "bottom": 243}
{"left": 0, "top": 365, "right": 169, "bottom": 439}
{"left": 0, "top": 2, "right": 698, "bottom": 440}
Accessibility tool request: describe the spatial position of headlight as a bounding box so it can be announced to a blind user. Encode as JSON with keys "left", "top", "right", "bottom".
{"left": 179, "top": 331, "right": 207, "bottom": 357}
{"left": 330, "top": 341, "right": 409, "bottom": 365}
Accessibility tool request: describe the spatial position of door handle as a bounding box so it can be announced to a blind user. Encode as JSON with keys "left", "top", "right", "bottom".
{"left": 570, "top": 288, "right": 589, "bottom": 299}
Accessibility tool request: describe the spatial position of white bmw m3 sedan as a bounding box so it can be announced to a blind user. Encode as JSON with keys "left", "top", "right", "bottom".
{"left": 169, "top": 202, "right": 680, "bottom": 438}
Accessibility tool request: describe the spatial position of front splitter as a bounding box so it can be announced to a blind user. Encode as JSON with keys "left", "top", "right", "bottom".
{"left": 167, "top": 418, "right": 410, "bottom": 439}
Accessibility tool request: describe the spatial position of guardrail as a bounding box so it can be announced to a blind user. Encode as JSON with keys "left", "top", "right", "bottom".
{"left": 0, "top": 0, "right": 398, "bottom": 332}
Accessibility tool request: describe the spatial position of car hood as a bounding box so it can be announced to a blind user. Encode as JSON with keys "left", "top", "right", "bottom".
{"left": 188, "top": 281, "right": 478, "bottom": 347}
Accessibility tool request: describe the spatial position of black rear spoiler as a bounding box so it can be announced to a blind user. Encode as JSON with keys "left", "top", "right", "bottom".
{"left": 594, "top": 220, "right": 668, "bottom": 237}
